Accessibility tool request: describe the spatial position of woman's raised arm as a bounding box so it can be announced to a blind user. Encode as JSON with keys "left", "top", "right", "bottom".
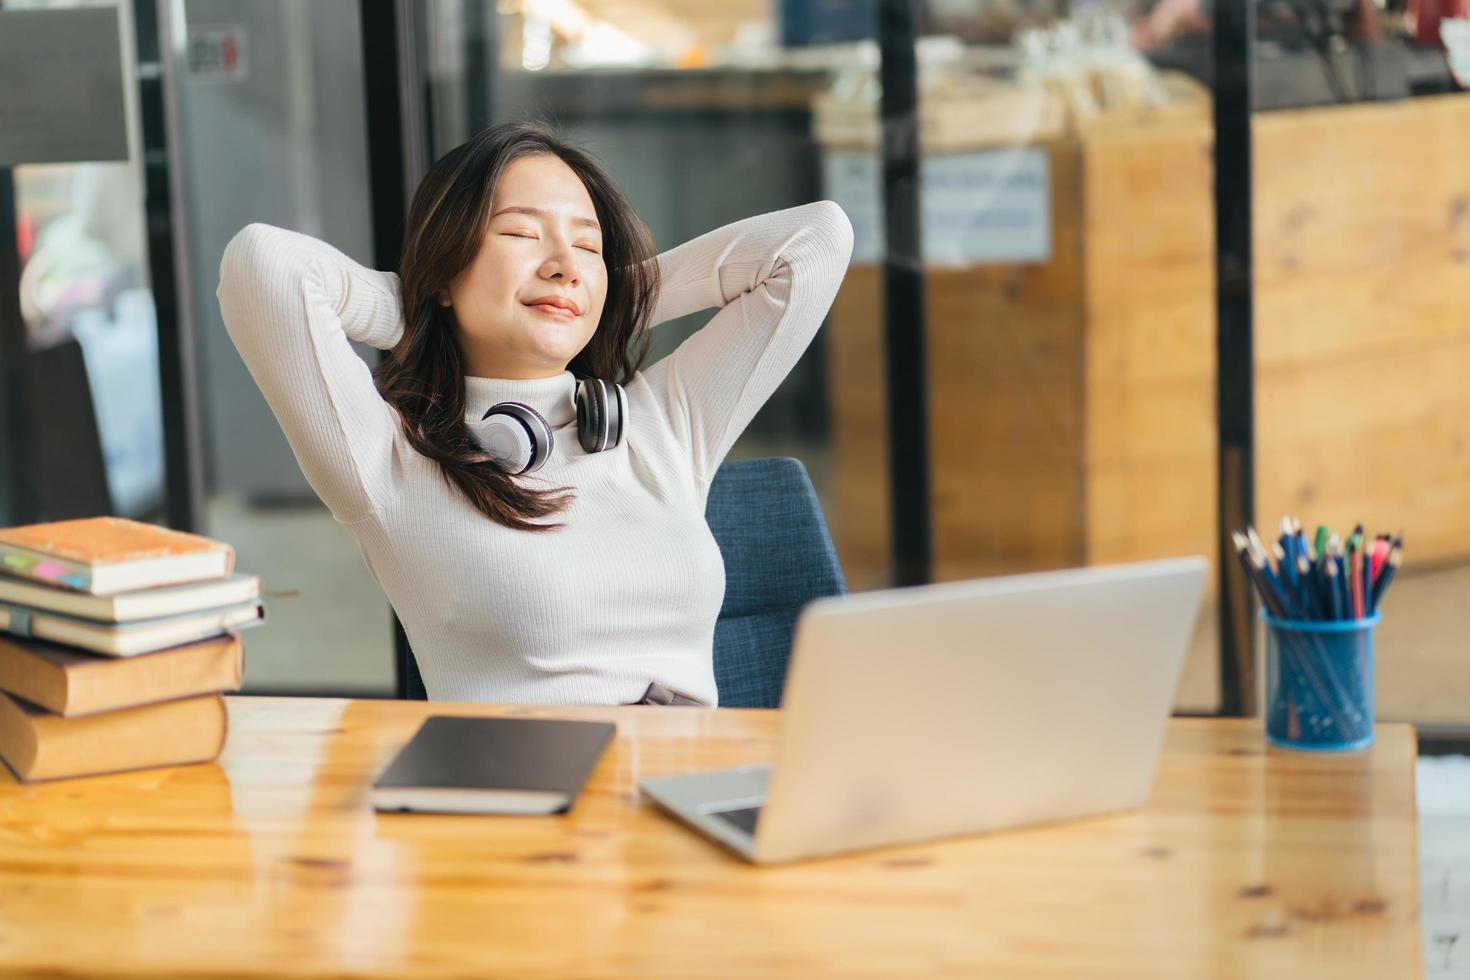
{"left": 216, "top": 224, "right": 405, "bottom": 523}
{"left": 640, "top": 201, "right": 854, "bottom": 485}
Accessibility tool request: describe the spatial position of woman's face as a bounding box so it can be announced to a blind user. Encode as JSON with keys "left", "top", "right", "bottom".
{"left": 445, "top": 153, "right": 607, "bottom": 379}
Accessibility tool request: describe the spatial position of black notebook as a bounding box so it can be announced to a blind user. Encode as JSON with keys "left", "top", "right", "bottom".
{"left": 371, "top": 716, "right": 615, "bottom": 815}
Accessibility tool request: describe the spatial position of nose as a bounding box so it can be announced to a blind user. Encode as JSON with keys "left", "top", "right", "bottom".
{"left": 538, "top": 239, "right": 580, "bottom": 284}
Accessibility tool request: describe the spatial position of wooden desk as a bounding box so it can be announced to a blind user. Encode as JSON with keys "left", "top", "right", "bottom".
{"left": 0, "top": 698, "right": 1420, "bottom": 978}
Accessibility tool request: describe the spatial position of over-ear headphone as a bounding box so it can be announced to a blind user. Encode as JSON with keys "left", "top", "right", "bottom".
{"left": 471, "top": 375, "right": 627, "bottom": 475}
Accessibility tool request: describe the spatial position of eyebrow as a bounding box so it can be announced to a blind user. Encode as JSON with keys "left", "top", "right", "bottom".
{"left": 491, "top": 206, "right": 601, "bottom": 231}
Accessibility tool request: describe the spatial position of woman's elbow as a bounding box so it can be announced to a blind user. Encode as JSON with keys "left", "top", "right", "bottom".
{"left": 810, "top": 200, "right": 855, "bottom": 264}
{"left": 219, "top": 223, "right": 281, "bottom": 285}
{"left": 219, "top": 224, "right": 263, "bottom": 296}
{"left": 217, "top": 223, "right": 301, "bottom": 334}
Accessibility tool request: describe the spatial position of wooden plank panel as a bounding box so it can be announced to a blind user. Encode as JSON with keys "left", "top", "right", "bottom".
{"left": 823, "top": 127, "right": 1221, "bottom": 709}
{"left": 1254, "top": 95, "right": 1470, "bottom": 569}
{"left": 1080, "top": 116, "right": 1216, "bottom": 572}
{"left": 927, "top": 141, "right": 1087, "bottom": 580}
{"left": 826, "top": 143, "right": 1088, "bottom": 587}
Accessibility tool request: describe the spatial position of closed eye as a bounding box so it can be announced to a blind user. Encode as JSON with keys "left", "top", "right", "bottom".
{"left": 576, "top": 244, "right": 601, "bottom": 253}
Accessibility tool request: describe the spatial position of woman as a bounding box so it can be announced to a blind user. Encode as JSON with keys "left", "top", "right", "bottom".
{"left": 217, "top": 122, "right": 853, "bottom": 706}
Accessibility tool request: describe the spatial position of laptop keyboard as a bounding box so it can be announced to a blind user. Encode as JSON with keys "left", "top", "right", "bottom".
{"left": 710, "top": 805, "right": 762, "bottom": 836}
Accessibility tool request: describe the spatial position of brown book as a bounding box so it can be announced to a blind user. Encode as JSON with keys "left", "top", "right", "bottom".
{"left": 0, "top": 690, "right": 227, "bottom": 782}
{"left": 0, "top": 633, "right": 243, "bottom": 717}
{"left": 0, "top": 516, "right": 234, "bottom": 595}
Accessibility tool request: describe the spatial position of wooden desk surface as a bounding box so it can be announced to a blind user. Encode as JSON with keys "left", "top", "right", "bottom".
{"left": 0, "top": 697, "right": 1420, "bottom": 978}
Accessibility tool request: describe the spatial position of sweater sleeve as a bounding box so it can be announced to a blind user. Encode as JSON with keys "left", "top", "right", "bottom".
{"left": 641, "top": 201, "right": 854, "bottom": 483}
{"left": 216, "top": 223, "right": 406, "bottom": 523}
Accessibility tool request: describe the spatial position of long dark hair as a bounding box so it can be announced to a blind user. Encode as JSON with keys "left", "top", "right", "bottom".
{"left": 376, "top": 122, "right": 659, "bottom": 531}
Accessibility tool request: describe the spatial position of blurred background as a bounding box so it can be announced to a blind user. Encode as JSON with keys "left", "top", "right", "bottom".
{"left": 1, "top": 0, "right": 1468, "bottom": 738}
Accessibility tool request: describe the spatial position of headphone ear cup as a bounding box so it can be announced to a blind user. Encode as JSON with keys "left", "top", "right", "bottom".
{"left": 474, "top": 402, "right": 553, "bottom": 474}
{"left": 576, "top": 377, "right": 608, "bottom": 453}
{"left": 610, "top": 382, "right": 626, "bottom": 448}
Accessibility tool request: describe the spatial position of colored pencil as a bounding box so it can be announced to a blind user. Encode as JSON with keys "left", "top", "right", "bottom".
{"left": 1324, "top": 552, "right": 1343, "bottom": 621}
{"left": 1369, "top": 537, "right": 1403, "bottom": 613}
{"left": 1233, "top": 518, "right": 1402, "bottom": 622}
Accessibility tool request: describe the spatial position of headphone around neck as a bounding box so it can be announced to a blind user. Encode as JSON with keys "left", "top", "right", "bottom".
{"left": 471, "top": 375, "right": 627, "bottom": 475}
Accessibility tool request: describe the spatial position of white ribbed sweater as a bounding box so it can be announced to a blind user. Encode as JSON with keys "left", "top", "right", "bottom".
{"left": 217, "top": 201, "right": 853, "bottom": 705}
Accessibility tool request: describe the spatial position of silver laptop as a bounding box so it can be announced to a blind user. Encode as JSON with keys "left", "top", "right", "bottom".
{"left": 639, "top": 556, "right": 1207, "bottom": 864}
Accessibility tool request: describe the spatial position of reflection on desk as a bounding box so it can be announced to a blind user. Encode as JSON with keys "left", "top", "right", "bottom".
{"left": 0, "top": 697, "right": 1421, "bottom": 978}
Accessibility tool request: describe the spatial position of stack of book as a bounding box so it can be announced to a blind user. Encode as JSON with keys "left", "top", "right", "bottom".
{"left": 0, "top": 516, "right": 265, "bottom": 781}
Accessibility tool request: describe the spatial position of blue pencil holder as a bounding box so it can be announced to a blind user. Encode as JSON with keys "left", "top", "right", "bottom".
{"left": 1262, "top": 611, "right": 1378, "bottom": 752}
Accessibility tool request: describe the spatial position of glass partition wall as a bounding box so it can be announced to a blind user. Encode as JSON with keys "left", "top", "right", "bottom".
{"left": 1248, "top": 0, "right": 1470, "bottom": 728}
{"left": 449, "top": 0, "right": 1224, "bottom": 712}
{"left": 10, "top": 0, "right": 1470, "bottom": 731}
{"left": 468, "top": 0, "right": 877, "bottom": 540}
{"left": 818, "top": 3, "right": 1222, "bottom": 709}
{"left": 6, "top": 0, "right": 165, "bottom": 528}
{"left": 175, "top": 0, "right": 394, "bottom": 694}
{"left": 3, "top": 0, "right": 1220, "bottom": 706}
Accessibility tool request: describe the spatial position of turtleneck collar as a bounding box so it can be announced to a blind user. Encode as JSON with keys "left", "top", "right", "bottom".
{"left": 463, "top": 371, "right": 578, "bottom": 429}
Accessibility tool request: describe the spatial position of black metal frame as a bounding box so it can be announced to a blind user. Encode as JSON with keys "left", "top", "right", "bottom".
{"left": 1416, "top": 724, "right": 1470, "bottom": 756}
{"left": 877, "top": 0, "right": 931, "bottom": 588}
{"left": 134, "top": 0, "right": 205, "bottom": 532}
{"left": 463, "top": 0, "right": 494, "bottom": 134}
{"left": 361, "top": 1, "right": 411, "bottom": 273}
{"left": 1214, "top": 1, "right": 1257, "bottom": 717}
{"left": 0, "top": 170, "right": 27, "bottom": 526}
{"left": 360, "top": 0, "right": 434, "bottom": 699}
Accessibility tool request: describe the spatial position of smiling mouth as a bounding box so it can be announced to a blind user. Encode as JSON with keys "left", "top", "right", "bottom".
{"left": 524, "top": 302, "right": 578, "bottom": 319}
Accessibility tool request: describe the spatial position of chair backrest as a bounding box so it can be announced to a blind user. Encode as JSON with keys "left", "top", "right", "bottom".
{"left": 396, "top": 456, "right": 847, "bottom": 706}
{"left": 704, "top": 456, "right": 847, "bottom": 708}
{"left": 395, "top": 618, "right": 426, "bottom": 701}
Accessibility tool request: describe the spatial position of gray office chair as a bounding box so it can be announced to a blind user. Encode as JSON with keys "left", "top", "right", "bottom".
{"left": 395, "top": 456, "right": 846, "bottom": 706}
